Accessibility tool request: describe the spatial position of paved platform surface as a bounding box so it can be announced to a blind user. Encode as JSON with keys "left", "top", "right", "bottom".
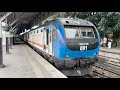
{"left": 0, "top": 44, "right": 67, "bottom": 78}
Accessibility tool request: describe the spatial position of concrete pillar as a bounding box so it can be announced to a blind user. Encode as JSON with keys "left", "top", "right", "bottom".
{"left": 2, "top": 30, "right": 6, "bottom": 46}
{"left": 13, "top": 35, "right": 15, "bottom": 45}
{"left": 5, "top": 18, "right": 10, "bottom": 54}
{"left": 10, "top": 37, "right": 13, "bottom": 48}
{"left": 6, "top": 31, "right": 10, "bottom": 54}
{"left": 0, "top": 12, "right": 12, "bottom": 68}
{"left": 9, "top": 32, "right": 13, "bottom": 49}
{"left": 0, "top": 22, "right": 4, "bottom": 68}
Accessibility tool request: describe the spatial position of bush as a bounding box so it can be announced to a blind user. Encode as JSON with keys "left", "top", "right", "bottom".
{"left": 111, "top": 40, "right": 117, "bottom": 47}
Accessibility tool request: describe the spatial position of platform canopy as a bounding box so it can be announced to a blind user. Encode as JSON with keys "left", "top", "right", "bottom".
{"left": 0, "top": 12, "right": 55, "bottom": 34}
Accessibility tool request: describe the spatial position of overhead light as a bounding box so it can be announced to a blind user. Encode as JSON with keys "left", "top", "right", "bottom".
{"left": 31, "top": 25, "right": 39, "bottom": 29}
{"left": 23, "top": 21, "right": 28, "bottom": 23}
{"left": 1, "top": 22, "right": 6, "bottom": 26}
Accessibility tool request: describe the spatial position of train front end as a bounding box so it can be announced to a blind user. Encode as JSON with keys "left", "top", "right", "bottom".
{"left": 55, "top": 18, "right": 100, "bottom": 69}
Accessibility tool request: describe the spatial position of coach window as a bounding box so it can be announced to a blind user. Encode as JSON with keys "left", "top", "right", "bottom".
{"left": 28, "top": 33, "right": 29, "bottom": 38}
{"left": 46, "top": 29, "right": 49, "bottom": 45}
{"left": 41, "top": 29, "right": 43, "bottom": 32}
{"left": 37, "top": 30, "right": 39, "bottom": 33}
{"left": 50, "top": 30, "right": 52, "bottom": 42}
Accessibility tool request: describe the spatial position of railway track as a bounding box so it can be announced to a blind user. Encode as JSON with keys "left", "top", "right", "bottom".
{"left": 68, "top": 74, "right": 93, "bottom": 78}
{"left": 100, "top": 50, "right": 120, "bottom": 61}
{"left": 99, "top": 55, "right": 120, "bottom": 68}
{"left": 92, "top": 63, "right": 120, "bottom": 78}
{"left": 99, "top": 50, "right": 120, "bottom": 67}
{"left": 100, "top": 50, "right": 120, "bottom": 55}
{"left": 91, "top": 51, "right": 120, "bottom": 78}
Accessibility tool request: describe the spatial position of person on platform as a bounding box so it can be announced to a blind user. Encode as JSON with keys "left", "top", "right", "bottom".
{"left": 102, "top": 36, "right": 107, "bottom": 47}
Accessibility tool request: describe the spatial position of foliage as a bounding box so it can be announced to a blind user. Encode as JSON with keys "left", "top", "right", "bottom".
{"left": 50, "top": 12, "right": 120, "bottom": 47}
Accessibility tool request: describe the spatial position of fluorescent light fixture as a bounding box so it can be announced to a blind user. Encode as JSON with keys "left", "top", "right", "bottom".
{"left": 31, "top": 25, "right": 39, "bottom": 29}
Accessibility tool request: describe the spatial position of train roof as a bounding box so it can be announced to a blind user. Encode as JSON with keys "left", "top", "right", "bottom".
{"left": 56, "top": 18, "right": 94, "bottom": 26}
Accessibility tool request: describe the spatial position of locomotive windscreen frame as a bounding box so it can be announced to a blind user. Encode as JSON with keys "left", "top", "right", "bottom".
{"left": 63, "top": 25, "right": 99, "bottom": 51}
{"left": 64, "top": 25, "right": 98, "bottom": 39}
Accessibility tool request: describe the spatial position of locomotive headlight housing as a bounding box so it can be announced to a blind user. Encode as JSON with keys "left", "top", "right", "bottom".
{"left": 94, "top": 52, "right": 98, "bottom": 56}
{"left": 66, "top": 54, "right": 69, "bottom": 58}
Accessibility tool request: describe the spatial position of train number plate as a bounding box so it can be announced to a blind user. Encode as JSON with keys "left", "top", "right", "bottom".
{"left": 80, "top": 46, "right": 87, "bottom": 51}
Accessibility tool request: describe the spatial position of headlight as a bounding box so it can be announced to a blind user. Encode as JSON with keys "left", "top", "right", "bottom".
{"left": 66, "top": 54, "right": 69, "bottom": 58}
{"left": 94, "top": 52, "right": 98, "bottom": 56}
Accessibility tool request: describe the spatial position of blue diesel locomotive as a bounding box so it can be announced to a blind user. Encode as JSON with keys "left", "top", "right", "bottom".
{"left": 20, "top": 18, "right": 100, "bottom": 74}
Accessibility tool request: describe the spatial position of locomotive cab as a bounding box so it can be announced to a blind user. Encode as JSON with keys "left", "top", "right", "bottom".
{"left": 55, "top": 18, "right": 100, "bottom": 68}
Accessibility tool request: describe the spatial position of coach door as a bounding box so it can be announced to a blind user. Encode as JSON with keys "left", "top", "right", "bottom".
{"left": 43, "top": 28, "right": 47, "bottom": 51}
{"left": 48, "top": 28, "right": 53, "bottom": 55}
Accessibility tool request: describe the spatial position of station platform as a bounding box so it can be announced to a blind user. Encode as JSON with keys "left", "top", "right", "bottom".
{"left": 0, "top": 43, "right": 67, "bottom": 78}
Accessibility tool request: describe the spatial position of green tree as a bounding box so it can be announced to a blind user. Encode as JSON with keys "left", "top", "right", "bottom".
{"left": 49, "top": 12, "right": 120, "bottom": 47}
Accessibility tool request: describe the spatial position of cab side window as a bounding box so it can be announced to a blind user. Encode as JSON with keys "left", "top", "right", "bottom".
{"left": 52, "top": 29, "right": 56, "bottom": 40}
{"left": 46, "top": 29, "right": 49, "bottom": 45}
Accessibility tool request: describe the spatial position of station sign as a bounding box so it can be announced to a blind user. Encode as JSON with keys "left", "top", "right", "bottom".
{"left": 69, "top": 20, "right": 81, "bottom": 25}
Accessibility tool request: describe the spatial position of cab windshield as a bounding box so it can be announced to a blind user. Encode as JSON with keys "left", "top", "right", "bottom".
{"left": 64, "top": 25, "right": 95, "bottom": 39}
